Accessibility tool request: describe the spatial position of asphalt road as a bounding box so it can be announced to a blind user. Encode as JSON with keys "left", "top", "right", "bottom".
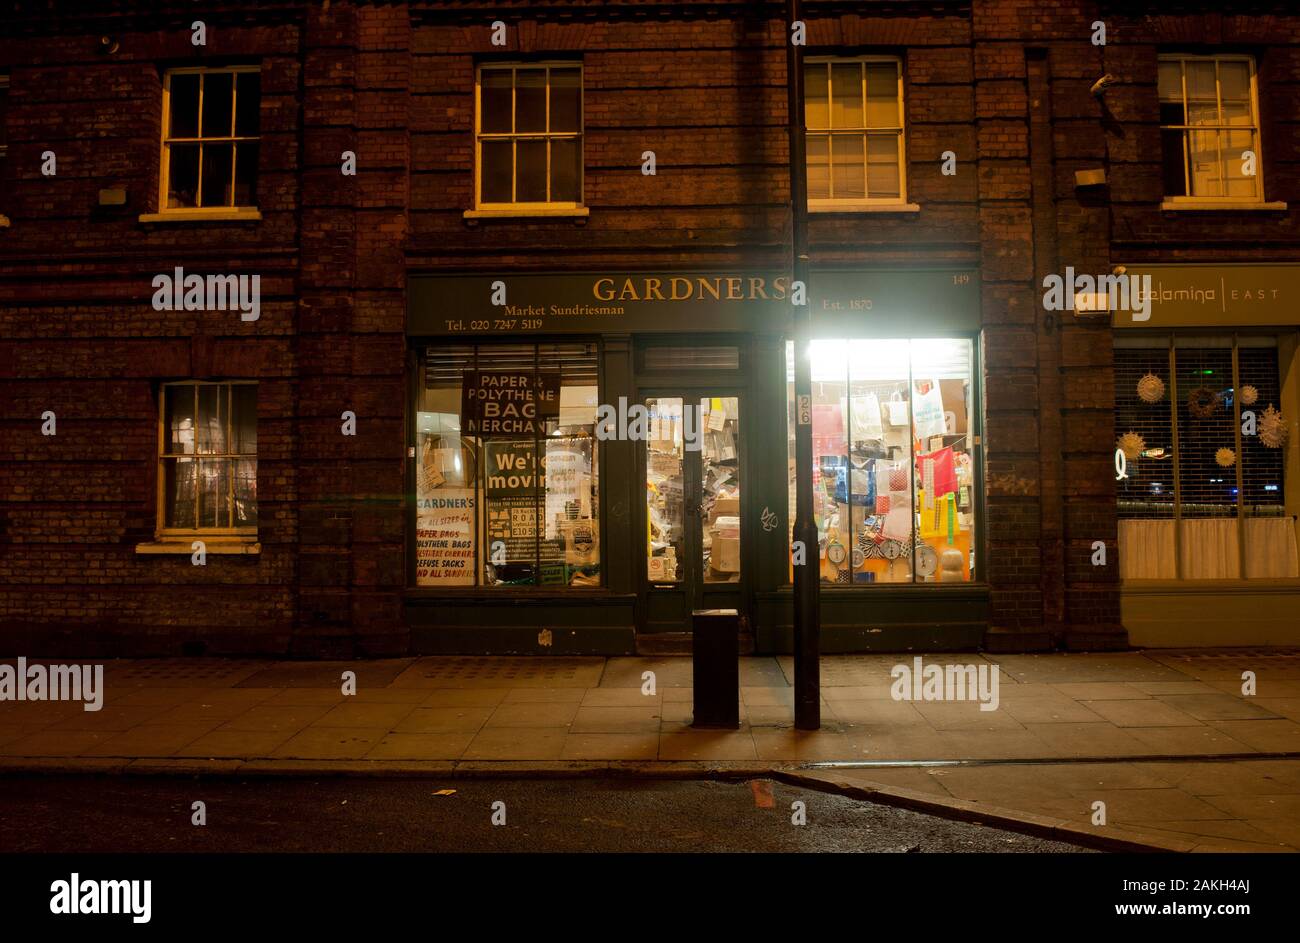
{"left": 0, "top": 775, "right": 1093, "bottom": 853}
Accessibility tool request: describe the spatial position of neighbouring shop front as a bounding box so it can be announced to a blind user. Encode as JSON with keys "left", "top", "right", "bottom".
{"left": 405, "top": 269, "right": 985, "bottom": 654}
{"left": 1113, "top": 264, "right": 1300, "bottom": 646}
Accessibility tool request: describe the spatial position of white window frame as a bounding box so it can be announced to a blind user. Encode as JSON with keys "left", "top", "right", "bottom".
{"left": 472, "top": 62, "right": 584, "bottom": 214}
{"left": 153, "top": 65, "right": 261, "bottom": 221}
{"left": 1159, "top": 53, "right": 1264, "bottom": 206}
{"left": 156, "top": 380, "right": 258, "bottom": 540}
{"left": 804, "top": 56, "right": 909, "bottom": 212}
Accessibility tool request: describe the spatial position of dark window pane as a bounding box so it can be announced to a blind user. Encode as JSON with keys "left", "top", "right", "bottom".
{"left": 480, "top": 70, "right": 513, "bottom": 133}
{"left": 165, "top": 387, "right": 196, "bottom": 455}
{"left": 234, "top": 72, "right": 260, "bottom": 136}
{"left": 197, "top": 459, "right": 229, "bottom": 528}
{"left": 1157, "top": 61, "right": 1182, "bottom": 101}
{"left": 831, "top": 62, "right": 863, "bottom": 129}
{"left": 866, "top": 133, "right": 900, "bottom": 199}
{"left": 1239, "top": 347, "right": 1283, "bottom": 511}
{"left": 167, "top": 143, "right": 200, "bottom": 207}
{"left": 233, "top": 142, "right": 258, "bottom": 206}
{"left": 201, "top": 72, "right": 233, "bottom": 137}
{"left": 165, "top": 459, "right": 197, "bottom": 529}
{"left": 865, "top": 62, "right": 899, "bottom": 127}
{"left": 806, "top": 133, "right": 829, "bottom": 200}
{"left": 231, "top": 385, "right": 257, "bottom": 454}
{"left": 1175, "top": 346, "right": 1236, "bottom": 518}
{"left": 169, "top": 73, "right": 200, "bottom": 138}
{"left": 516, "top": 69, "right": 546, "bottom": 133}
{"left": 232, "top": 459, "right": 258, "bottom": 526}
{"left": 1159, "top": 102, "right": 1185, "bottom": 126}
{"left": 200, "top": 143, "right": 234, "bottom": 207}
{"left": 481, "top": 139, "right": 513, "bottom": 202}
{"left": 831, "top": 133, "right": 865, "bottom": 199}
{"left": 549, "top": 68, "right": 581, "bottom": 133}
{"left": 1161, "top": 130, "right": 1187, "bottom": 196}
{"left": 196, "top": 384, "right": 226, "bottom": 454}
{"left": 516, "top": 139, "right": 547, "bottom": 201}
{"left": 804, "top": 63, "right": 828, "bottom": 130}
{"left": 550, "top": 137, "right": 580, "bottom": 203}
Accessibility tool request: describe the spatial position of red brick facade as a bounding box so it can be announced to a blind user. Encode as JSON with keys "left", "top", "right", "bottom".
{"left": 2, "top": 1, "right": 1297, "bottom": 656}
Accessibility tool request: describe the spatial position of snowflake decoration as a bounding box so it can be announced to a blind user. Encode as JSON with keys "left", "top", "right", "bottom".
{"left": 1136, "top": 373, "right": 1165, "bottom": 404}
{"left": 1116, "top": 431, "right": 1145, "bottom": 460}
{"left": 1259, "top": 405, "right": 1289, "bottom": 449}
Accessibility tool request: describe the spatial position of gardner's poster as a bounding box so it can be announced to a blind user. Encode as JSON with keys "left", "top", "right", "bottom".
{"left": 416, "top": 486, "right": 476, "bottom": 585}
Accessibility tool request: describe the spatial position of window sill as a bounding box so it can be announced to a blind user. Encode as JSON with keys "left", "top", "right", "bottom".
{"left": 463, "top": 207, "right": 590, "bottom": 220}
{"left": 136, "top": 539, "right": 261, "bottom": 555}
{"left": 1121, "top": 578, "right": 1300, "bottom": 592}
{"left": 138, "top": 209, "right": 263, "bottom": 223}
{"left": 1159, "top": 200, "right": 1287, "bottom": 212}
{"left": 808, "top": 202, "right": 920, "bottom": 214}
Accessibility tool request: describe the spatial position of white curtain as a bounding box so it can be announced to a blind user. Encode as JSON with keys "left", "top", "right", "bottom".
{"left": 1179, "top": 518, "right": 1239, "bottom": 580}
{"left": 1119, "top": 519, "right": 1175, "bottom": 579}
{"left": 1243, "top": 517, "right": 1300, "bottom": 579}
{"left": 1120, "top": 516, "right": 1300, "bottom": 580}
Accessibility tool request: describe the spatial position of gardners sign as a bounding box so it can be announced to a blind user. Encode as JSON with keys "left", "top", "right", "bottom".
{"left": 409, "top": 270, "right": 980, "bottom": 337}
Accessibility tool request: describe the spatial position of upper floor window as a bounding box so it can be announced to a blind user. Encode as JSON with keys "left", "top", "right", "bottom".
{"left": 475, "top": 63, "right": 582, "bottom": 209}
{"left": 160, "top": 66, "right": 260, "bottom": 214}
{"left": 159, "top": 381, "right": 258, "bottom": 535}
{"left": 1159, "top": 54, "right": 1261, "bottom": 202}
{"left": 804, "top": 57, "right": 905, "bottom": 208}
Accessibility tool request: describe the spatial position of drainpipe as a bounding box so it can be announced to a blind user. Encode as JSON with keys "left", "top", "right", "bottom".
{"left": 785, "top": 0, "right": 820, "bottom": 729}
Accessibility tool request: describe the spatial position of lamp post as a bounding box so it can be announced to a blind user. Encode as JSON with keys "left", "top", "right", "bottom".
{"left": 785, "top": 0, "right": 820, "bottom": 729}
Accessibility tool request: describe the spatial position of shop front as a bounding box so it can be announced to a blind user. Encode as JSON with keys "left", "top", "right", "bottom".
{"left": 405, "top": 269, "right": 985, "bottom": 654}
{"left": 1112, "top": 264, "right": 1300, "bottom": 646}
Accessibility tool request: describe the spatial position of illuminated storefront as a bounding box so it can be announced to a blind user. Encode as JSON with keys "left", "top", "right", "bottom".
{"left": 406, "top": 269, "right": 986, "bottom": 653}
{"left": 1112, "top": 264, "right": 1300, "bottom": 646}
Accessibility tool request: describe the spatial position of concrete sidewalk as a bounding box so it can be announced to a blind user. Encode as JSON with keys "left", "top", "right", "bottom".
{"left": 2, "top": 650, "right": 1300, "bottom": 852}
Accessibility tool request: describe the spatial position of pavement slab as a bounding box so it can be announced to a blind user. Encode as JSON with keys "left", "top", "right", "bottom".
{"left": 4, "top": 651, "right": 1300, "bottom": 851}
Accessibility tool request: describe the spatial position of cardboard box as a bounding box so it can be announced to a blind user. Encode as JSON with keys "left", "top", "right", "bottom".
{"left": 710, "top": 495, "right": 740, "bottom": 522}
{"left": 711, "top": 534, "right": 740, "bottom": 573}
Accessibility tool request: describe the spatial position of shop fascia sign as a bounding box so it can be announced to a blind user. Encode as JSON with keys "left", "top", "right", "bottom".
{"left": 408, "top": 270, "right": 980, "bottom": 337}
{"left": 1111, "top": 263, "right": 1300, "bottom": 328}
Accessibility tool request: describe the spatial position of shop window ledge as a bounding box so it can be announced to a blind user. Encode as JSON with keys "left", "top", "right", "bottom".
{"left": 138, "top": 208, "right": 263, "bottom": 223}
{"left": 136, "top": 539, "right": 261, "bottom": 555}
{"left": 463, "top": 207, "right": 590, "bottom": 221}
{"left": 1158, "top": 200, "right": 1287, "bottom": 212}
{"left": 808, "top": 201, "right": 920, "bottom": 214}
{"left": 1121, "top": 578, "right": 1300, "bottom": 593}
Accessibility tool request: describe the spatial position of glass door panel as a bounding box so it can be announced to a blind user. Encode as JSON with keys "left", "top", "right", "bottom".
{"left": 646, "top": 397, "right": 684, "bottom": 584}
{"left": 701, "top": 396, "right": 741, "bottom": 583}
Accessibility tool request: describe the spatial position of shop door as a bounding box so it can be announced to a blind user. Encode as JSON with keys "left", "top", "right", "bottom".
{"left": 641, "top": 393, "right": 744, "bottom": 632}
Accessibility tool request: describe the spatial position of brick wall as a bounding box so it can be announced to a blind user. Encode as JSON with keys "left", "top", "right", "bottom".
{"left": 2, "top": 0, "right": 1297, "bottom": 655}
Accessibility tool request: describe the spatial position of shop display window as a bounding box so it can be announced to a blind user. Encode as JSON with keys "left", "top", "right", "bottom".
{"left": 786, "top": 338, "right": 977, "bottom": 584}
{"left": 415, "top": 342, "right": 600, "bottom": 588}
{"left": 1115, "top": 336, "right": 1294, "bottom": 579}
